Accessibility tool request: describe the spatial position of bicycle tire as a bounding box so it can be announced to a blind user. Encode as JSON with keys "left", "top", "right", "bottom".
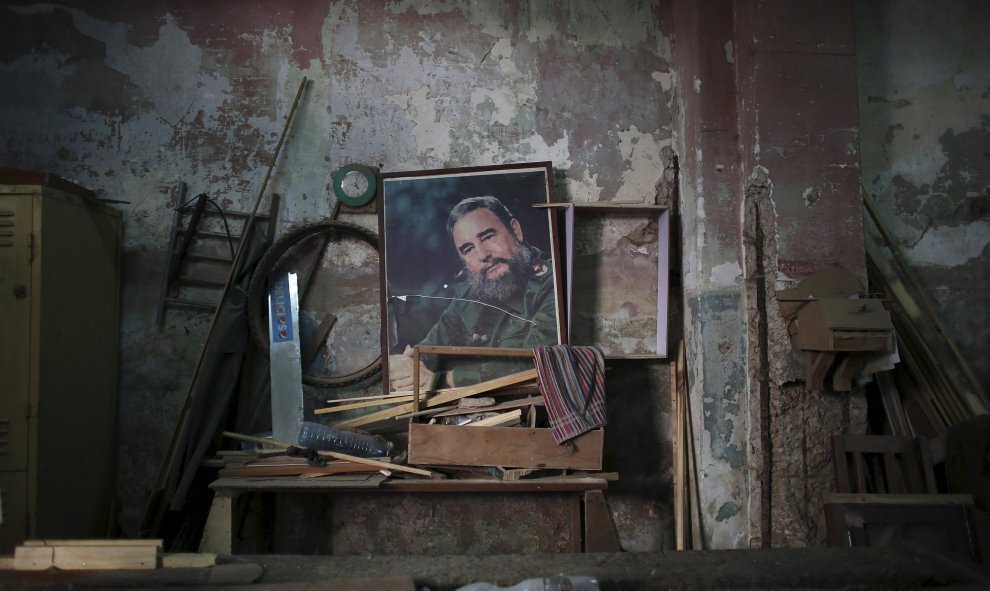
{"left": 247, "top": 219, "right": 381, "bottom": 388}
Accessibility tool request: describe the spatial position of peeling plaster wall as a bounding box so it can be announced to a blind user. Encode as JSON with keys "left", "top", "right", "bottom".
{"left": 0, "top": 0, "right": 675, "bottom": 549}
{"left": 856, "top": 0, "right": 990, "bottom": 389}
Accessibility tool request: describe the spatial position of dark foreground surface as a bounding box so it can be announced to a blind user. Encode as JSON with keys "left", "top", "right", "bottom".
{"left": 1, "top": 544, "right": 988, "bottom": 590}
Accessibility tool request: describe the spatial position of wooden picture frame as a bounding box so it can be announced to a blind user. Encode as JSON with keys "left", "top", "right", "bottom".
{"left": 378, "top": 162, "right": 564, "bottom": 392}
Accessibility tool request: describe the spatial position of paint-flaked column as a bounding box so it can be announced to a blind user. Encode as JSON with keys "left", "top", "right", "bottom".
{"left": 672, "top": 0, "right": 753, "bottom": 549}
{"left": 672, "top": 0, "right": 866, "bottom": 548}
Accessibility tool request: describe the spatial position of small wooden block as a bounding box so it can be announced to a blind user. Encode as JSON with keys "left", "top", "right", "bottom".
{"left": 14, "top": 546, "right": 53, "bottom": 570}
{"left": 162, "top": 552, "right": 218, "bottom": 568}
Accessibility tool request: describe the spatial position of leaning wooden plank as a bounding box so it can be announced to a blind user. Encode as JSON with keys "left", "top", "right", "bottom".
{"left": 315, "top": 395, "right": 414, "bottom": 414}
{"left": 671, "top": 347, "right": 685, "bottom": 551}
{"left": 52, "top": 545, "right": 159, "bottom": 570}
{"left": 681, "top": 341, "right": 703, "bottom": 551}
{"left": 14, "top": 546, "right": 53, "bottom": 570}
{"left": 864, "top": 192, "right": 988, "bottom": 413}
{"left": 408, "top": 423, "right": 603, "bottom": 470}
{"left": 219, "top": 461, "right": 381, "bottom": 478}
{"left": 431, "top": 395, "right": 544, "bottom": 418}
{"left": 334, "top": 369, "right": 539, "bottom": 429}
{"left": 468, "top": 409, "right": 522, "bottom": 427}
{"left": 327, "top": 392, "right": 434, "bottom": 403}
{"left": 876, "top": 371, "right": 910, "bottom": 436}
{"left": 317, "top": 450, "right": 441, "bottom": 479}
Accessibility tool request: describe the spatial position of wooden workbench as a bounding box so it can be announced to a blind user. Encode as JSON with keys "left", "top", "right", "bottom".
{"left": 200, "top": 474, "right": 618, "bottom": 554}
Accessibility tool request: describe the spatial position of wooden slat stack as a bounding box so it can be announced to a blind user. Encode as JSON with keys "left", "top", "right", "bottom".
{"left": 863, "top": 191, "right": 989, "bottom": 436}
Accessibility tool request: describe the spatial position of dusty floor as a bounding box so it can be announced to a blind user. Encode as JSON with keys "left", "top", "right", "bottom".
{"left": 0, "top": 545, "right": 988, "bottom": 590}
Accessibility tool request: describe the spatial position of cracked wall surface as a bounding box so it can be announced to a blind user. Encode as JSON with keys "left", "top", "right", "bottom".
{"left": 856, "top": 0, "right": 990, "bottom": 389}
{"left": 0, "top": 0, "right": 675, "bottom": 548}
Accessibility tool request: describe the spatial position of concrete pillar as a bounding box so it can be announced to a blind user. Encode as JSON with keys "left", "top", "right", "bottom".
{"left": 672, "top": 0, "right": 865, "bottom": 548}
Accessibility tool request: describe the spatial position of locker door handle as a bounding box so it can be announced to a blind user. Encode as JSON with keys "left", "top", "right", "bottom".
{"left": 13, "top": 284, "right": 27, "bottom": 299}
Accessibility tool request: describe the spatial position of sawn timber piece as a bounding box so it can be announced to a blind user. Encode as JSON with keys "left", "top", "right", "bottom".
{"left": 407, "top": 423, "right": 603, "bottom": 470}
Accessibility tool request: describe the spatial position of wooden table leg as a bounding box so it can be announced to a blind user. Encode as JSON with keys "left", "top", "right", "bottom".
{"left": 199, "top": 491, "right": 235, "bottom": 554}
{"left": 806, "top": 351, "right": 837, "bottom": 391}
{"left": 583, "top": 490, "right": 620, "bottom": 552}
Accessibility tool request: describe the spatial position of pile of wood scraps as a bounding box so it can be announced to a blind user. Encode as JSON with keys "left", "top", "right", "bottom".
{"left": 213, "top": 362, "right": 607, "bottom": 488}
{"left": 329, "top": 367, "right": 541, "bottom": 430}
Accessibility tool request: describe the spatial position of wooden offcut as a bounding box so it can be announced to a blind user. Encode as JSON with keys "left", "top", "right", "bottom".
{"left": 468, "top": 409, "right": 522, "bottom": 427}
{"left": 13, "top": 546, "right": 53, "bottom": 571}
{"left": 15, "top": 540, "right": 162, "bottom": 570}
{"left": 407, "top": 423, "right": 603, "bottom": 470}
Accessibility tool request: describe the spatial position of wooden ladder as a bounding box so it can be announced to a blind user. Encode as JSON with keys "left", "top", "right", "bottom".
{"left": 155, "top": 182, "right": 278, "bottom": 326}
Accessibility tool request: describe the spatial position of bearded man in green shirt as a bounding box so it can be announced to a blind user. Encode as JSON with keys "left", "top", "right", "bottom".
{"left": 388, "top": 195, "right": 559, "bottom": 391}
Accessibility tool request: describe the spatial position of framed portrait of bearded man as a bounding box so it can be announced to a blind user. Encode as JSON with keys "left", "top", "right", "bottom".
{"left": 378, "top": 161, "right": 565, "bottom": 393}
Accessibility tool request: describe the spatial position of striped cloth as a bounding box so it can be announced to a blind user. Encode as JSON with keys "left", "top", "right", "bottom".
{"left": 534, "top": 345, "right": 607, "bottom": 444}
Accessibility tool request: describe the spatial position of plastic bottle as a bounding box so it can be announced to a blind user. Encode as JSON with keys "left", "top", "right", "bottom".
{"left": 295, "top": 421, "right": 393, "bottom": 457}
{"left": 454, "top": 576, "right": 600, "bottom": 591}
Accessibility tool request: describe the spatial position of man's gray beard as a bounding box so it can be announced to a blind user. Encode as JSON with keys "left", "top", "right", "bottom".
{"left": 468, "top": 244, "right": 535, "bottom": 303}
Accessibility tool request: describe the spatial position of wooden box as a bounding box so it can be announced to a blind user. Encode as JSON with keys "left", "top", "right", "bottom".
{"left": 796, "top": 298, "right": 894, "bottom": 352}
{"left": 407, "top": 423, "right": 604, "bottom": 471}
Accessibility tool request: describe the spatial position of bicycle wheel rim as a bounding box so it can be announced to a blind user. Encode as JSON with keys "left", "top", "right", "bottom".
{"left": 247, "top": 220, "right": 382, "bottom": 388}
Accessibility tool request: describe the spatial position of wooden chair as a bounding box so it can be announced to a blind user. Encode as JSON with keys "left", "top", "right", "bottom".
{"left": 825, "top": 434, "right": 978, "bottom": 559}
{"left": 831, "top": 434, "right": 937, "bottom": 494}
